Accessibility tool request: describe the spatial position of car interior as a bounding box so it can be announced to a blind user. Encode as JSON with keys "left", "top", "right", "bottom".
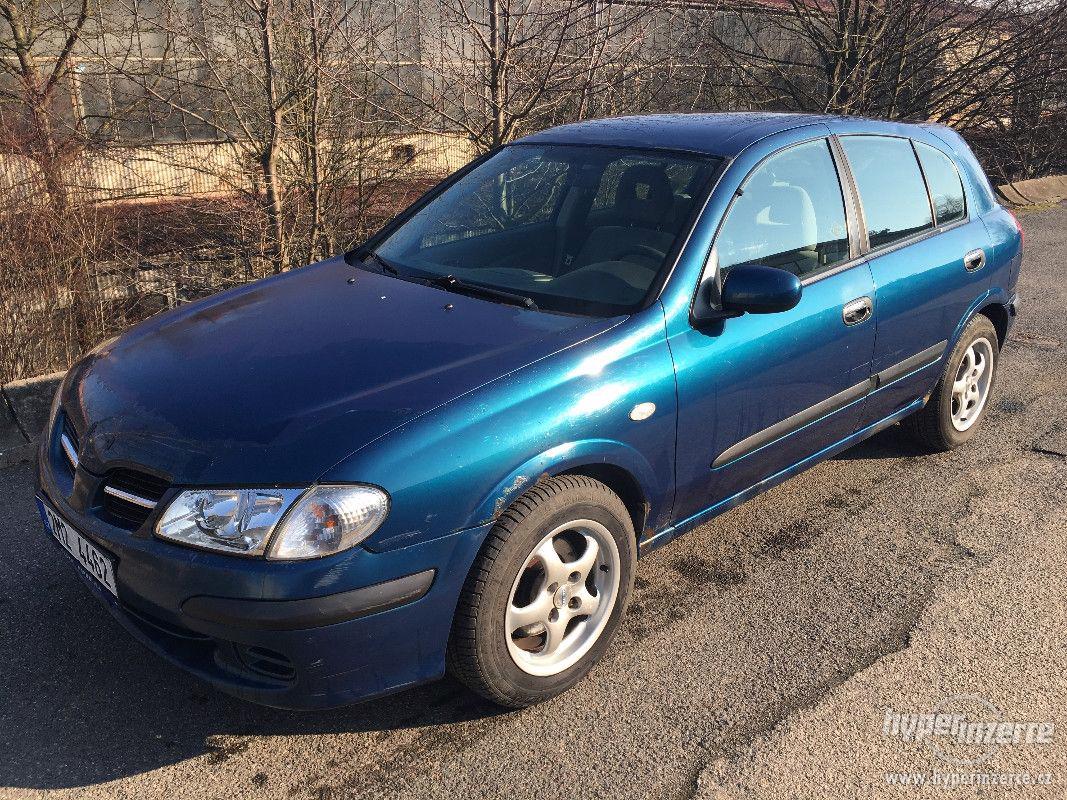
{"left": 382, "top": 147, "right": 718, "bottom": 315}
{"left": 714, "top": 141, "right": 850, "bottom": 279}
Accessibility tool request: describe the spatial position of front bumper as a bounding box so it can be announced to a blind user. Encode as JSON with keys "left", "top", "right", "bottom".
{"left": 37, "top": 456, "right": 490, "bottom": 709}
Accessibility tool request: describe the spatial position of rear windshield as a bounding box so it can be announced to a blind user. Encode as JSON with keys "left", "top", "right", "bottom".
{"left": 371, "top": 145, "right": 720, "bottom": 316}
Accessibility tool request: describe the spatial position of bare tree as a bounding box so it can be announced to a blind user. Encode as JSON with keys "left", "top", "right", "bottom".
{"left": 284, "top": 0, "right": 431, "bottom": 264}
{"left": 967, "top": 2, "right": 1067, "bottom": 181}
{"left": 91, "top": 0, "right": 437, "bottom": 272}
{"left": 89, "top": 0, "right": 315, "bottom": 272}
{"left": 0, "top": 0, "right": 95, "bottom": 209}
{"left": 347, "top": 0, "right": 661, "bottom": 153}
{"left": 0, "top": 0, "right": 137, "bottom": 355}
{"left": 709, "top": 0, "right": 1066, "bottom": 124}
{"left": 3, "top": 0, "right": 1065, "bottom": 386}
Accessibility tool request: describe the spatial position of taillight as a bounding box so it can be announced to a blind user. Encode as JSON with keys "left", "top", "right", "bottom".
{"left": 1007, "top": 209, "right": 1024, "bottom": 246}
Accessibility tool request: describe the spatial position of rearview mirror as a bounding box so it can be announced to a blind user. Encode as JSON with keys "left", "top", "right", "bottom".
{"left": 720, "top": 264, "right": 802, "bottom": 315}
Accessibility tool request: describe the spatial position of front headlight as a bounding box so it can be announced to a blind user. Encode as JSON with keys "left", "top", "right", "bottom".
{"left": 156, "top": 485, "right": 389, "bottom": 559}
{"left": 156, "top": 488, "right": 305, "bottom": 555}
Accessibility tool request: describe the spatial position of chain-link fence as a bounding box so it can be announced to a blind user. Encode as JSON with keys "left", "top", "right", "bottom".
{"left": 1, "top": 0, "right": 1064, "bottom": 383}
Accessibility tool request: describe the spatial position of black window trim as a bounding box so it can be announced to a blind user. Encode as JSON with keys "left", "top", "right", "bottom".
{"left": 687, "top": 128, "right": 978, "bottom": 318}
{"left": 800, "top": 134, "right": 869, "bottom": 287}
{"left": 912, "top": 138, "right": 940, "bottom": 227}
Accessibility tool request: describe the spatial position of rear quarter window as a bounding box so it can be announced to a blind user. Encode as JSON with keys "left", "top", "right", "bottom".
{"left": 926, "top": 126, "right": 997, "bottom": 215}
{"left": 915, "top": 142, "right": 966, "bottom": 225}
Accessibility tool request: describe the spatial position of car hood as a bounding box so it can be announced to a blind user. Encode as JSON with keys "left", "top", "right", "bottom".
{"left": 62, "top": 257, "right": 619, "bottom": 485}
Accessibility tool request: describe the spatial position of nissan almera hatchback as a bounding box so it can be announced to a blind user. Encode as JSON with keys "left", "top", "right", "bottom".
{"left": 36, "top": 113, "right": 1022, "bottom": 709}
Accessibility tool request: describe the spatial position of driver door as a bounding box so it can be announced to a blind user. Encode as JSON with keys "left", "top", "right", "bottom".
{"left": 668, "top": 137, "right": 877, "bottom": 523}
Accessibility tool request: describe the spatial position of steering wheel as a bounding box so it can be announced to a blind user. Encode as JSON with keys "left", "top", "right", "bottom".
{"left": 614, "top": 244, "right": 666, "bottom": 265}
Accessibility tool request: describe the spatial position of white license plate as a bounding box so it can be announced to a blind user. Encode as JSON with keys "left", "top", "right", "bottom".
{"left": 38, "top": 497, "right": 119, "bottom": 598}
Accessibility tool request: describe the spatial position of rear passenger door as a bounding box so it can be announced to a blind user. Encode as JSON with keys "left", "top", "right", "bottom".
{"left": 835, "top": 135, "right": 994, "bottom": 427}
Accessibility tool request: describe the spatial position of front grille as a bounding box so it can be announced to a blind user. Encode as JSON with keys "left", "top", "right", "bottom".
{"left": 100, "top": 468, "right": 170, "bottom": 528}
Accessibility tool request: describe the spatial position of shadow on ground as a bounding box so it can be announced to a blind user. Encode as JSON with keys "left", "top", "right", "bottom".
{"left": 832, "top": 423, "right": 928, "bottom": 461}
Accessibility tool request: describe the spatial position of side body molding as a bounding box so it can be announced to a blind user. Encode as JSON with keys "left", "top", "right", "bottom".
{"left": 873, "top": 340, "right": 949, "bottom": 389}
{"left": 712, "top": 340, "right": 948, "bottom": 469}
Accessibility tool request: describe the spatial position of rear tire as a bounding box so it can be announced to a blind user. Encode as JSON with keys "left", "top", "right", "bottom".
{"left": 447, "top": 475, "right": 636, "bottom": 708}
{"left": 902, "top": 314, "right": 999, "bottom": 452}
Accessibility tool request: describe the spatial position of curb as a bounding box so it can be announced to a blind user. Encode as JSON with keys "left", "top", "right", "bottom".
{"left": 0, "top": 372, "right": 64, "bottom": 469}
{"left": 997, "top": 174, "right": 1067, "bottom": 206}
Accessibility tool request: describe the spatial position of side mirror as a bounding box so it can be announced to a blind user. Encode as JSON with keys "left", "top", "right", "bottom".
{"left": 720, "top": 264, "right": 802, "bottom": 315}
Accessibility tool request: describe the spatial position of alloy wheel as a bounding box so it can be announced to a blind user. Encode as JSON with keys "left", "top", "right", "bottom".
{"left": 950, "top": 337, "right": 994, "bottom": 432}
{"left": 504, "top": 519, "right": 621, "bottom": 677}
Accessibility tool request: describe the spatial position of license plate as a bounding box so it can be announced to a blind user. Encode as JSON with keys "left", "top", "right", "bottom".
{"left": 38, "top": 497, "right": 119, "bottom": 598}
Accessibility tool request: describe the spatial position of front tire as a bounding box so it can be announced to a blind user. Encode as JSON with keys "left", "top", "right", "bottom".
{"left": 903, "top": 314, "right": 999, "bottom": 451}
{"left": 447, "top": 475, "right": 637, "bottom": 708}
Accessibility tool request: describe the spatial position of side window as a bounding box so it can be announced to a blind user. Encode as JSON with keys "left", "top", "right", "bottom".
{"left": 915, "top": 142, "right": 966, "bottom": 225}
{"left": 840, "top": 136, "right": 934, "bottom": 248}
{"left": 715, "top": 139, "right": 850, "bottom": 280}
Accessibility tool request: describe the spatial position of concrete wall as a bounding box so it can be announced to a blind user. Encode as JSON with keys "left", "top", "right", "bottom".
{"left": 0, "top": 373, "right": 64, "bottom": 468}
{"left": 997, "top": 175, "right": 1067, "bottom": 206}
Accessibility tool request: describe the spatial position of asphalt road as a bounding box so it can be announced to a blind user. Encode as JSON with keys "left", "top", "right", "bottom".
{"left": 1, "top": 204, "right": 1065, "bottom": 800}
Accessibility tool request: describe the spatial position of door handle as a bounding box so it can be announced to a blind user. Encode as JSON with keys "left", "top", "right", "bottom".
{"left": 964, "top": 249, "right": 986, "bottom": 271}
{"left": 842, "top": 296, "right": 873, "bottom": 326}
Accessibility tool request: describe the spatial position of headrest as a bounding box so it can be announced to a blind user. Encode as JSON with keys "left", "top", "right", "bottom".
{"left": 759, "top": 184, "right": 817, "bottom": 234}
{"left": 615, "top": 164, "right": 673, "bottom": 229}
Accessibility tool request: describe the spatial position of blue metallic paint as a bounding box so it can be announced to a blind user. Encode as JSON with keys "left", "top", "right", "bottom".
{"left": 324, "top": 306, "right": 680, "bottom": 542}
{"left": 719, "top": 264, "right": 803, "bottom": 314}
{"left": 36, "top": 113, "right": 1021, "bottom": 708}
{"left": 641, "top": 396, "right": 928, "bottom": 553}
{"left": 517, "top": 112, "right": 835, "bottom": 158}
{"left": 671, "top": 262, "right": 879, "bottom": 521}
{"left": 856, "top": 216, "right": 994, "bottom": 425}
{"left": 662, "top": 124, "right": 876, "bottom": 521}
{"left": 59, "top": 260, "right": 616, "bottom": 486}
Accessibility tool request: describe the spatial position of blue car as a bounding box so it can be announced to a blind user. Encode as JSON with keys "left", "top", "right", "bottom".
{"left": 36, "top": 113, "right": 1021, "bottom": 709}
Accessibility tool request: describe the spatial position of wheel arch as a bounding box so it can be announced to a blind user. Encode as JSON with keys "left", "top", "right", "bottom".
{"left": 468, "top": 439, "right": 668, "bottom": 542}
{"left": 557, "top": 462, "right": 650, "bottom": 540}
{"left": 977, "top": 301, "right": 1009, "bottom": 347}
{"left": 949, "top": 289, "right": 1013, "bottom": 357}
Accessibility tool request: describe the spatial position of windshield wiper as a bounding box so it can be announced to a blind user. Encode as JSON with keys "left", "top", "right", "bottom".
{"left": 346, "top": 247, "right": 398, "bottom": 275}
{"left": 351, "top": 254, "right": 539, "bottom": 310}
{"left": 429, "top": 274, "right": 539, "bottom": 311}
{"left": 359, "top": 249, "right": 401, "bottom": 277}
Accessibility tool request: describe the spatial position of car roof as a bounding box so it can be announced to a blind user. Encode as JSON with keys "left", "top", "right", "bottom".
{"left": 515, "top": 112, "right": 931, "bottom": 158}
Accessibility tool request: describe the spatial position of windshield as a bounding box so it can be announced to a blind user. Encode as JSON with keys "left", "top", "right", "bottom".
{"left": 370, "top": 144, "right": 720, "bottom": 316}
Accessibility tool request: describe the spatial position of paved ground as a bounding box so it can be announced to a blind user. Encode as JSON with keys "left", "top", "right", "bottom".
{"left": 1, "top": 204, "right": 1064, "bottom": 800}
